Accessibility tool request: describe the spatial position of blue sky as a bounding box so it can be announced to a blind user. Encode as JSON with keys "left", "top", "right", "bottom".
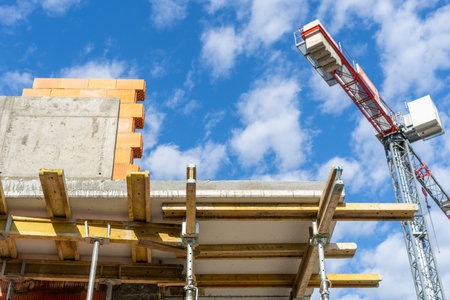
{"left": 1, "top": 0, "right": 450, "bottom": 299}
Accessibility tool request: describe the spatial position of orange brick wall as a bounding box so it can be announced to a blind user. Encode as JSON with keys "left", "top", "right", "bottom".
{"left": 22, "top": 78, "right": 146, "bottom": 180}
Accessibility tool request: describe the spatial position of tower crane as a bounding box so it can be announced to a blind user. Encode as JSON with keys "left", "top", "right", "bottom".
{"left": 295, "top": 20, "right": 448, "bottom": 300}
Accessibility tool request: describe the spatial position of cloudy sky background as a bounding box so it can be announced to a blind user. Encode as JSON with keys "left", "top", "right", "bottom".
{"left": 1, "top": 0, "right": 449, "bottom": 299}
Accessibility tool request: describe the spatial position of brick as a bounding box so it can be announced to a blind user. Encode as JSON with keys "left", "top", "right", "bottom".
{"left": 106, "top": 89, "right": 137, "bottom": 103}
{"left": 49, "top": 89, "right": 65, "bottom": 97}
{"left": 119, "top": 104, "right": 145, "bottom": 129}
{"left": 118, "top": 118, "right": 135, "bottom": 132}
{"left": 79, "top": 89, "right": 108, "bottom": 97}
{"left": 61, "top": 78, "right": 89, "bottom": 89}
{"left": 33, "top": 78, "right": 63, "bottom": 89}
{"left": 113, "top": 164, "right": 140, "bottom": 180}
{"left": 88, "top": 79, "right": 117, "bottom": 89}
{"left": 116, "top": 132, "right": 143, "bottom": 158}
{"left": 116, "top": 79, "right": 146, "bottom": 102}
{"left": 62, "top": 89, "right": 81, "bottom": 97}
{"left": 22, "top": 88, "right": 51, "bottom": 97}
{"left": 114, "top": 148, "right": 133, "bottom": 164}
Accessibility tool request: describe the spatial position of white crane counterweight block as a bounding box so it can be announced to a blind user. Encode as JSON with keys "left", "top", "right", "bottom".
{"left": 404, "top": 95, "right": 445, "bottom": 142}
{"left": 303, "top": 20, "right": 342, "bottom": 73}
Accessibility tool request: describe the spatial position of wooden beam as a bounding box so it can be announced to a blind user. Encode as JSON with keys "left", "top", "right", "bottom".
{"left": 39, "top": 169, "right": 71, "bottom": 218}
{"left": 175, "top": 243, "right": 356, "bottom": 259}
{"left": 0, "top": 179, "right": 17, "bottom": 259}
{"left": 186, "top": 164, "right": 196, "bottom": 235}
{"left": 0, "top": 215, "right": 181, "bottom": 246}
{"left": 193, "top": 274, "right": 381, "bottom": 288}
{"left": 162, "top": 202, "right": 417, "bottom": 221}
{"left": 39, "top": 169, "right": 79, "bottom": 261}
{"left": 127, "top": 171, "right": 151, "bottom": 263}
{"left": 0, "top": 259, "right": 183, "bottom": 284}
{"left": 294, "top": 166, "right": 343, "bottom": 298}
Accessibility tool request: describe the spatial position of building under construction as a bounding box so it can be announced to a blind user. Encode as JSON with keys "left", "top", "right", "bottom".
{"left": 0, "top": 18, "right": 447, "bottom": 300}
{"left": 0, "top": 76, "right": 418, "bottom": 299}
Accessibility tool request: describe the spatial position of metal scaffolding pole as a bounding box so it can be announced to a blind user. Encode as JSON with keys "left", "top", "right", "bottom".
{"left": 311, "top": 219, "right": 330, "bottom": 300}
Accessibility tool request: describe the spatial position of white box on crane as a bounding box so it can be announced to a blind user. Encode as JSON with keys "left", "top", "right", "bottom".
{"left": 404, "top": 95, "right": 445, "bottom": 141}
{"left": 303, "top": 20, "right": 342, "bottom": 73}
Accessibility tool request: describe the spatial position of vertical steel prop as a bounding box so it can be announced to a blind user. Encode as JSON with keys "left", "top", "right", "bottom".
{"left": 311, "top": 219, "right": 330, "bottom": 300}
{"left": 183, "top": 164, "right": 199, "bottom": 300}
{"left": 85, "top": 221, "right": 111, "bottom": 300}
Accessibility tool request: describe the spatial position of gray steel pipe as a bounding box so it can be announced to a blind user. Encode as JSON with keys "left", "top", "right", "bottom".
{"left": 87, "top": 240, "right": 100, "bottom": 300}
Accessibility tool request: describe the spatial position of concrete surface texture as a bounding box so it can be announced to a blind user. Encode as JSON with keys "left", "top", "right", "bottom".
{"left": 0, "top": 96, "right": 119, "bottom": 179}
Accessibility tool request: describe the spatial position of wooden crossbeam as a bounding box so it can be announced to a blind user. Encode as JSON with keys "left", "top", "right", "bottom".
{"left": 0, "top": 259, "right": 183, "bottom": 284}
{"left": 0, "top": 179, "right": 17, "bottom": 258}
{"left": 39, "top": 169, "right": 79, "bottom": 261}
{"left": 162, "top": 202, "right": 417, "bottom": 221}
{"left": 192, "top": 274, "right": 381, "bottom": 288}
{"left": 175, "top": 242, "right": 357, "bottom": 259}
{"left": 0, "top": 215, "right": 180, "bottom": 246}
{"left": 294, "top": 166, "right": 343, "bottom": 298}
{"left": 186, "top": 164, "right": 196, "bottom": 234}
{"left": 127, "top": 171, "right": 151, "bottom": 263}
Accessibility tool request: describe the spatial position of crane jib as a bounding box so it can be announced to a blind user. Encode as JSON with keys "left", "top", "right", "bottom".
{"left": 301, "top": 25, "right": 397, "bottom": 136}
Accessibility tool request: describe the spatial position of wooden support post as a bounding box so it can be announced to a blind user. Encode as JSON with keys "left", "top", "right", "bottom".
{"left": 186, "top": 164, "right": 196, "bottom": 235}
{"left": 0, "top": 180, "right": 17, "bottom": 259}
{"left": 294, "top": 166, "right": 344, "bottom": 298}
{"left": 127, "top": 171, "right": 151, "bottom": 263}
{"left": 39, "top": 169, "right": 79, "bottom": 261}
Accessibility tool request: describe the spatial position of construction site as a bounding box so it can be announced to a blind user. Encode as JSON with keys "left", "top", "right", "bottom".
{"left": 0, "top": 18, "right": 448, "bottom": 300}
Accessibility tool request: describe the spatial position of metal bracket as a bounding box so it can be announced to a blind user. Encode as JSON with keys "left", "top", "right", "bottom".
{"left": 310, "top": 233, "right": 329, "bottom": 247}
{"left": 0, "top": 215, "right": 13, "bottom": 240}
{"left": 84, "top": 220, "right": 111, "bottom": 245}
{"left": 181, "top": 219, "right": 199, "bottom": 247}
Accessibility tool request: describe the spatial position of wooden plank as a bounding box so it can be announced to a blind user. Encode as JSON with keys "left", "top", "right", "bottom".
{"left": 0, "top": 179, "right": 17, "bottom": 258}
{"left": 127, "top": 171, "right": 151, "bottom": 263}
{"left": 175, "top": 243, "right": 356, "bottom": 259}
{"left": 0, "top": 216, "right": 181, "bottom": 246}
{"left": 162, "top": 202, "right": 417, "bottom": 221}
{"left": 39, "top": 169, "right": 79, "bottom": 261}
{"left": 294, "top": 167, "right": 344, "bottom": 298}
{"left": 39, "top": 169, "right": 71, "bottom": 218}
{"left": 0, "top": 259, "right": 183, "bottom": 284}
{"left": 194, "top": 273, "right": 381, "bottom": 288}
{"left": 186, "top": 164, "right": 196, "bottom": 235}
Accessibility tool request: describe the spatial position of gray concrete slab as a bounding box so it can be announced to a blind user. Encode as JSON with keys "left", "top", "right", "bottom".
{"left": 0, "top": 96, "right": 119, "bottom": 179}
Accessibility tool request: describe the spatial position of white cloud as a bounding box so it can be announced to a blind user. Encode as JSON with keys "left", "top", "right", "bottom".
{"left": 40, "top": 0, "right": 80, "bottom": 15}
{"left": 143, "top": 142, "right": 228, "bottom": 180}
{"left": 143, "top": 105, "right": 165, "bottom": 150}
{"left": 149, "top": 0, "right": 189, "bottom": 29}
{"left": 200, "top": 0, "right": 306, "bottom": 77}
{"left": 0, "top": 71, "right": 33, "bottom": 95}
{"left": 203, "top": 110, "right": 225, "bottom": 138}
{"left": 308, "top": 70, "right": 350, "bottom": 115}
{"left": 0, "top": 1, "right": 34, "bottom": 26}
{"left": 201, "top": 26, "right": 243, "bottom": 78}
{"left": 0, "top": 0, "right": 80, "bottom": 26}
{"left": 231, "top": 75, "right": 308, "bottom": 172}
{"left": 166, "top": 88, "right": 185, "bottom": 108}
{"left": 60, "top": 60, "right": 136, "bottom": 79}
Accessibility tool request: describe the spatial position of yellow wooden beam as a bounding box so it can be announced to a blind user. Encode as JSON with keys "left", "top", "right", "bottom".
{"left": 0, "top": 179, "right": 17, "bottom": 259}
{"left": 39, "top": 169, "right": 79, "bottom": 261}
{"left": 186, "top": 164, "right": 196, "bottom": 235}
{"left": 192, "top": 273, "right": 381, "bottom": 288}
{"left": 162, "top": 202, "right": 417, "bottom": 221}
{"left": 294, "top": 166, "right": 343, "bottom": 298}
{"left": 175, "top": 242, "right": 356, "bottom": 259}
{"left": 0, "top": 215, "right": 180, "bottom": 246}
{"left": 127, "top": 171, "right": 151, "bottom": 263}
{"left": 0, "top": 259, "right": 183, "bottom": 284}
{"left": 39, "top": 169, "right": 71, "bottom": 218}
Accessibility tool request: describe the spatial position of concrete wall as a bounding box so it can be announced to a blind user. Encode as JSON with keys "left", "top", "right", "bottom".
{"left": 0, "top": 96, "right": 119, "bottom": 179}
